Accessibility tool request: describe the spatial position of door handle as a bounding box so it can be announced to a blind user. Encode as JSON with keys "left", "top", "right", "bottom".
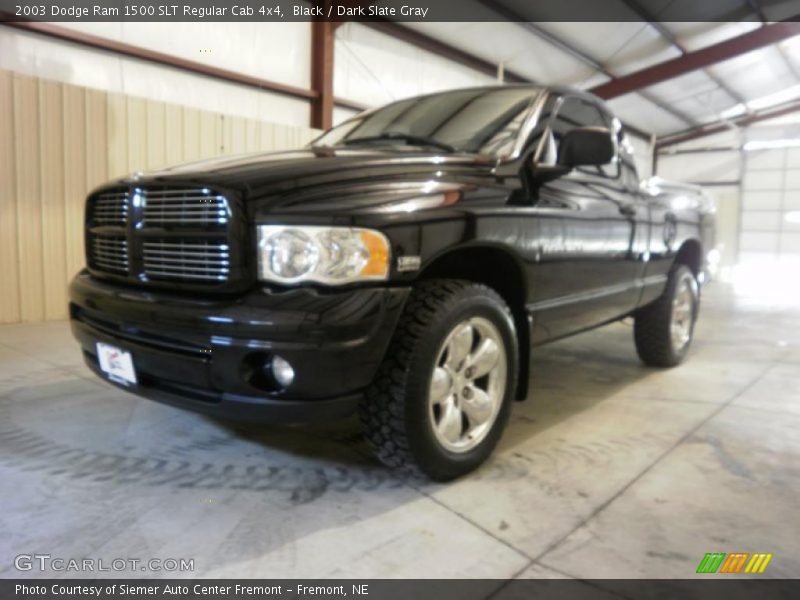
{"left": 619, "top": 203, "right": 637, "bottom": 216}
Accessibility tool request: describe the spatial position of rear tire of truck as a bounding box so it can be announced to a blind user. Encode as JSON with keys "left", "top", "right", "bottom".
{"left": 634, "top": 265, "right": 699, "bottom": 367}
{"left": 360, "top": 280, "right": 518, "bottom": 481}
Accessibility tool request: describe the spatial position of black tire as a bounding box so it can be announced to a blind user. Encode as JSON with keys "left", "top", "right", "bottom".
{"left": 359, "top": 280, "right": 518, "bottom": 481}
{"left": 634, "top": 265, "right": 699, "bottom": 367}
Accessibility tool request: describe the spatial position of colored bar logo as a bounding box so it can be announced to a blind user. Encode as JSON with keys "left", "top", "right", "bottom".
{"left": 696, "top": 552, "right": 773, "bottom": 574}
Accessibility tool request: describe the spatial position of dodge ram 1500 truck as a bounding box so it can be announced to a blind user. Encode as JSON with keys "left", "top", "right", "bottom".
{"left": 70, "top": 85, "right": 715, "bottom": 480}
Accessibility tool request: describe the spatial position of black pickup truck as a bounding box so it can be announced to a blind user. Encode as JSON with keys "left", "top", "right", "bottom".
{"left": 70, "top": 85, "right": 715, "bottom": 480}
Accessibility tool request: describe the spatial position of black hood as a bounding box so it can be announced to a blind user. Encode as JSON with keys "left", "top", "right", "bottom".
{"left": 137, "top": 147, "right": 496, "bottom": 189}
{"left": 115, "top": 147, "right": 510, "bottom": 211}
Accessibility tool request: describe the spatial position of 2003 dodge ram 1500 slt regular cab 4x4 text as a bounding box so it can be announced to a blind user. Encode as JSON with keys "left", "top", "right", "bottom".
{"left": 70, "top": 85, "right": 716, "bottom": 480}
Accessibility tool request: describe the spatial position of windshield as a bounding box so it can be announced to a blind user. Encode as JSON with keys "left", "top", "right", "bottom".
{"left": 312, "top": 87, "right": 541, "bottom": 157}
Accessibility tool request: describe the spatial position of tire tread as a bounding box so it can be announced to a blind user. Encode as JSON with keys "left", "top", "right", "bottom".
{"left": 359, "top": 279, "right": 511, "bottom": 478}
{"left": 634, "top": 265, "right": 697, "bottom": 367}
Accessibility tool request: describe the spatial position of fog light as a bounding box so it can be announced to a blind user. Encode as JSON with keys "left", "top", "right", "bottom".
{"left": 271, "top": 355, "right": 294, "bottom": 387}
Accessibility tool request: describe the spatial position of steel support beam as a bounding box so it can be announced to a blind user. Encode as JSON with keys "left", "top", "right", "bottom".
{"left": 362, "top": 21, "right": 528, "bottom": 83}
{"left": 477, "top": 0, "right": 696, "bottom": 127}
{"left": 620, "top": 0, "right": 749, "bottom": 107}
{"left": 334, "top": 97, "right": 367, "bottom": 112}
{"left": 746, "top": 0, "right": 800, "bottom": 83}
{"left": 591, "top": 21, "right": 800, "bottom": 100}
{"left": 656, "top": 99, "right": 800, "bottom": 148}
{"left": 311, "top": 18, "right": 336, "bottom": 130}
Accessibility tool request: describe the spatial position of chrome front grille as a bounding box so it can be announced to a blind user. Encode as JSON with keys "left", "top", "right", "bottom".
{"left": 90, "top": 235, "right": 128, "bottom": 274}
{"left": 143, "top": 239, "right": 230, "bottom": 282}
{"left": 86, "top": 186, "right": 239, "bottom": 287}
{"left": 142, "top": 188, "right": 230, "bottom": 227}
{"left": 91, "top": 190, "right": 129, "bottom": 225}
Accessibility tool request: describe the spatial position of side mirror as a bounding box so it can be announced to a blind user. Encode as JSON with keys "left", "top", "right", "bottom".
{"left": 558, "top": 127, "right": 615, "bottom": 168}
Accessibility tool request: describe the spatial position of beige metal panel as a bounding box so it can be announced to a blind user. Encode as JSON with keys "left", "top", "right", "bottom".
{"left": 274, "top": 123, "right": 290, "bottom": 150}
{"left": 199, "top": 111, "right": 218, "bottom": 158}
{"left": 183, "top": 107, "right": 201, "bottom": 162}
{"left": 107, "top": 93, "right": 128, "bottom": 180}
{"left": 63, "top": 85, "right": 88, "bottom": 283}
{"left": 245, "top": 117, "right": 261, "bottom": 152}
{"left": 85, "top": 88, "right": 108, "bottom": 190}
{"left": 302, "top": 127, "right": 321, "bottom": 146}
{"left": 259, "top": 121, "right": 276, "bottom": 151}
{"left": 126, "top": 97, "right": 147, "bottom": 174}
{"left": 164, "top": 103, "right": 184, "bottom": 165}
{"left": 39, "top": 80, "right": 68, "bottom": 320}
{"left": 229, "top": 116, "right": 247, "bottom": 154}
{"left": 146, "top": 100, "right": 166, "bottom": 170}
{"left": 0, "top": 71, "right": 20, "bottom": 323}
{"left": 13, "top": 73, "right": 45, "bottom": 322}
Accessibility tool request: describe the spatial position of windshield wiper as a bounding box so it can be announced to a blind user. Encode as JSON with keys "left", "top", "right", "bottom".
{"left": 342, "top": 132, "right": 456, "bottom": 153}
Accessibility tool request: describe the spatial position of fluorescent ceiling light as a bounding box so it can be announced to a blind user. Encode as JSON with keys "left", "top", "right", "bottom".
{"left": 747, "top": 83, "right": 800, "bottom": 111}
{"left": 720, "top": 103, "right": 746, "bottom": 120}
{"left": 786, "top": 211, "right": 800, "bottom": 224}
{"left": 719, "top": 84, "right": 800, "bottom": 123}
{"left": 743, "top": 138, "right": 800, "bottom": 151}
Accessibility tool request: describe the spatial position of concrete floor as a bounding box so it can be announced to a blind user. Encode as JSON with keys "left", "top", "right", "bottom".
{"left": 0, "top": 282, "right": 798, "bottom": 580}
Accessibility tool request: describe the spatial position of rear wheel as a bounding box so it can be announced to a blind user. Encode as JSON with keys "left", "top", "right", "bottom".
{"left": 359, "top": 280, "right": 518, "bottom": 481}
{"left": 634, "top": 265, "right": 699, "bottom": 367}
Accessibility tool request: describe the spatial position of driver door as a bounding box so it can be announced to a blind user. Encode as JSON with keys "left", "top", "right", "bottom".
{"left": 528, "top": 95, "right": 642, "bottom": 342}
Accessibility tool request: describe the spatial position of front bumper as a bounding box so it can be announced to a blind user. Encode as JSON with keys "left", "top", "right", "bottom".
{"left": 69, "top": 271, "right": 409, "bottom": 423}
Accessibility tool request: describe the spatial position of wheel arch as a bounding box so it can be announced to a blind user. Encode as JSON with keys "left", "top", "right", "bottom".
{"left": 673, "top": 238, "right": 703, "bottom": 277}
{"left": 417, "top": 244, "right": 530, "bottom": 401}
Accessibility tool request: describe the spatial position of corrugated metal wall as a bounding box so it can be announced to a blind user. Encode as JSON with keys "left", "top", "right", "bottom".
{"left": 0, "top": 69, "right": 319, "bottom": 324}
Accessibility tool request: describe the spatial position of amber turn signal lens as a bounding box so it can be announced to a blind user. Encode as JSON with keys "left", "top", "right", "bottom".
{"left": 359, "top": 230, "right": 390, "bottom": 278}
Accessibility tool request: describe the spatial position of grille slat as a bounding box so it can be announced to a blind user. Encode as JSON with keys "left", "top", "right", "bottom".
{"left": 143, "top": 189, "right": 229, "bottom": 227}
{"left": 93, "top": 260, "right": 128, "bottom": 266}
{"left": 143, "top": 271, "right": 227, "bottom": 282}
{"left": 145, "top": 196, "right": 226, "bottom": 202}
{"left": 143, "top": 240, "right": 230, "bottom": 282}
{"left": 92, "top": 250, "right": 129, "bottom": 259}
{"left": 142, "top": 256, "right": 229, "bottom": 266}
{"left": 90, "top": 236, "right": 128, "bottom": 274}
{"left": 90, "top": 191, "right": 128, "bottom": 225}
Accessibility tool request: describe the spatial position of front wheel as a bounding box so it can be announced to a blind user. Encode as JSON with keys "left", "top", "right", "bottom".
{"left": 634, "top": 265, "right": 699, "bottom": 367}
{"left": 360, "top": 280, "right": 518, "bottom": 481}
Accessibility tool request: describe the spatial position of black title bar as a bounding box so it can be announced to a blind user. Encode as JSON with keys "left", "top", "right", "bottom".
{"left": 3, "top": 579, "right": 800, "bottom": 600}
{"left": 2, "top": 0, "right": 799, "bottom": 22}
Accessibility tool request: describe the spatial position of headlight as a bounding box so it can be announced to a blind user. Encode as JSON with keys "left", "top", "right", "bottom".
{"left": 257, "top": 225, "right": 390, "bottom": 284}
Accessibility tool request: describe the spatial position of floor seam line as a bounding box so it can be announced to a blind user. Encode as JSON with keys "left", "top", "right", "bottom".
{"left": 526, "top": 361, "right": 778, "bottom": 567}
{"left": 484, "top": 562, "right": 635, "bottom": 600}
{"left": 341, "top": 443, "right": 536, "bottom": 567}
{"left": 408, "top": 482, "right": 536, "bottom": 564}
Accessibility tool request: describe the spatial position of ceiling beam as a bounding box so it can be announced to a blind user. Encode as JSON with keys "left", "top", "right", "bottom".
{"left": 361, "top": 17, "right": 654, "bottom": 140}
{"left": 591, "top": 20, "right": 800, "bottom": 100}
{"left": 619, "top": 0, "right": 749, "bottom": 108}
{"left": 745, "top": 0, "right": 800, "bottom": 83}
{"left": 621, "top": 122, "right": 654, "bottom": 142}
{"left": 656, "top": 99, "right": 800, "bottom": 148}
{"left": 361, "top": 21, "right": 528, "bottom": 83}
{"left": 476, "top": 0, "right": 696, "bottom": 127}
{"left": 333, "top": 97, "right": 367, "bottom": 112}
